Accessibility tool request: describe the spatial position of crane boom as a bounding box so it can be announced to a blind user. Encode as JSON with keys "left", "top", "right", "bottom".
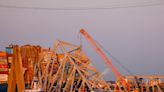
{"left": 80, "top": 29, "right": 122, "bottom": 79}
{"left": 80, "top": 29, "right": 132, "bottom": 91}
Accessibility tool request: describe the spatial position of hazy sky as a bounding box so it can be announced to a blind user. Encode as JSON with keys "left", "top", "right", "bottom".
{"left": 0, "top": 0, "right": 164, "bottom": 80}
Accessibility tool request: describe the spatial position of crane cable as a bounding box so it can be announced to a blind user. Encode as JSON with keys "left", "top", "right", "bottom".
{"left": 78, "top": 32, "right": 134, "bottom": 75}
{"left": 77, "top": 31, "right": 83, "bottom": 49}
{"left": 78, "top": 31, "right": 134, "bottom": 75}
{"left": 94, "top": 40, "right": 134, "bottom": 76}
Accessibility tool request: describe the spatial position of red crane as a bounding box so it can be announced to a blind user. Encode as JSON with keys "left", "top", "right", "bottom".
{"left": 80, "top": 29, "right": 130, "bottom": 91}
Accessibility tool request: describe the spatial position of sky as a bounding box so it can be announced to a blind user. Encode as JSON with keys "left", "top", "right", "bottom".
{"left": 0, "top": 0, "right": 164, "bottom": 80}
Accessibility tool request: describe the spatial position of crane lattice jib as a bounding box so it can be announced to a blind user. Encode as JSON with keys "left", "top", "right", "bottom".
{"left": 79, "top": 29, "right": 129, "bottom": 83}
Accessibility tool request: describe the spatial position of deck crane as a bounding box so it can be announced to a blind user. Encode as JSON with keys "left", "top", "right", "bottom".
{"left": 79, "top": 29, "right": 130, "bottom": 91}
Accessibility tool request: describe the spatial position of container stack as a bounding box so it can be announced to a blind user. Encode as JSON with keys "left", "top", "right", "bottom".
{"left": 0, "top": 51, "right": 8, "bottom": 84}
